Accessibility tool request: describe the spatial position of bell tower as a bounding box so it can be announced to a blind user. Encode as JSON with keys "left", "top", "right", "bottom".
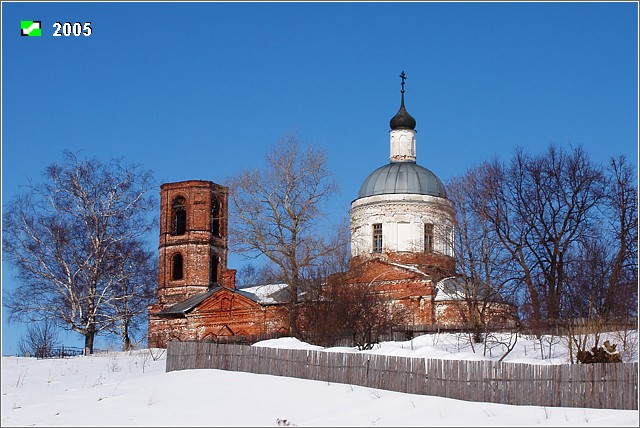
{"left": 156, "top": 180, "right": 228, "bottom": 307}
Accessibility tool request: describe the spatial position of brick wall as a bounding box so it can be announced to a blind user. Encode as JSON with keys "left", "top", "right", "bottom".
{"left": 156, "top": 180, "right": 228, "bottom": 308}
{"left": 148, "top": 289, "right": 288, "bottom": 348}
{"left": 148, "top": 179, "right": 518, "bottom": 349}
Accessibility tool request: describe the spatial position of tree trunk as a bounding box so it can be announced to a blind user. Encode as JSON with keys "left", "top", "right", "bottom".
{"left": 84, "top": 331, "right": 95, "bottom": 355}
{"left": 288, "top": 302, "right": 299, "bottom": 337}
{"left": 121, "top": 321, "right": 131, "bottom": 352}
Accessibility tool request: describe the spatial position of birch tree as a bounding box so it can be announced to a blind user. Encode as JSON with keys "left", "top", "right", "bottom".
{"left": 3, "top": 151, "right": 157, "bottom": 354}
{"left": 103, "top": 239, "right": 157, "bottom": 351}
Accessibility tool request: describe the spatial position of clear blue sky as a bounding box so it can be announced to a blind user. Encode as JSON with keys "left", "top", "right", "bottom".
{"left": 2, "top": 1, "right": 638, "bottom": 354}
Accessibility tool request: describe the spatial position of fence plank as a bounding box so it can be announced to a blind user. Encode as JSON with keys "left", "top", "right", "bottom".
{"left": 165, "top": 341, "right": 638, "bottom": 410}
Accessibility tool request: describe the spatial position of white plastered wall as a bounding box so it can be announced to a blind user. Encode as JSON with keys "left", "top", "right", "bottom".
{"left": 350, "top": 193, "right": 455, "bottom": 258}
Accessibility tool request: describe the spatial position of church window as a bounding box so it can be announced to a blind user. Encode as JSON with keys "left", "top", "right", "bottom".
{"left": 171, "top": 196, "right": 187, "bottom": 235}
{"left": 210, "top": 253, "right": 219, "bottom": 284}
{"left": 172, "top": 253, "right": 184, "bottom": 280}
{"left": 443, "top": 225, "right": 454, "bottom": 256}
{"left": 372, "top": 223, "right": 383, "bottom": 253}
{"left": 424, "top": 223, "right": 434, "bottom": 253}
{"left": 211, "top": 198, "right": 221, "bottom": 236}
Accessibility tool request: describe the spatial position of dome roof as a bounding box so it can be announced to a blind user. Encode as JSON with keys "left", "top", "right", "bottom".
{"left": 357, "top": 162, "right": 447, "bottom": 199}
{"left": 390, "top": 103, "right": 416, "bottom": 130}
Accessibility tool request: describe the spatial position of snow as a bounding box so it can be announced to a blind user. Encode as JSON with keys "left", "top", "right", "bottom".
{"left": 2, "top": 331, "right": 638, "bottom": 427}
{"left": 385, "top": 262, "right": 429, "bottom": 277}
{"left": 237, "top": 283, "right": 290, "bottom": 305}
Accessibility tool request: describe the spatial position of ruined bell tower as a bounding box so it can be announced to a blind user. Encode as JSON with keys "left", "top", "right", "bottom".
{"left": 155, "top": 180, "right": 228, "bottom": 308}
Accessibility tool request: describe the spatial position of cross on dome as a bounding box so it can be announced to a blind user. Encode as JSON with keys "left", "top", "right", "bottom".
{"left": 390, "top": 70, "right": 416, "bottom": 130}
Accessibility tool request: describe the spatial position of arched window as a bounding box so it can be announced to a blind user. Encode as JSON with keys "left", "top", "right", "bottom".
{"left": 171, "top": 196, "right": 187, "bottom": 235}
{"left": 172, "top": 253, "right": 184, "bottom": 280}
{"left": 424, "top": 223, "right": 434, "bottom": 253}
{"left": 211, "top": 198, "right": 221, "bottom": 236}
{"left": 209, "top": 253, "right": 219, "bottom": 284}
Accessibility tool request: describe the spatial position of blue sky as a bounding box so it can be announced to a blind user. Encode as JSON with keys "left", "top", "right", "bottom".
{"left": 2, "top": 1, "right": 638, "bottom": 353}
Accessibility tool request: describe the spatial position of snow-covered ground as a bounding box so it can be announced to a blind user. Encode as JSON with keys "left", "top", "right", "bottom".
{"left": 2, "top": 331, "right": 638, "bottom": 427}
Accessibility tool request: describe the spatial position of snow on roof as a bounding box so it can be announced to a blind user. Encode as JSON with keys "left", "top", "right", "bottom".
{"left": 236, "top": 283, "right": 289, "bottom": 305}
{"left": 386, "top": 261, "right": 430, "bottom": 277}
{"left": 154, "top": 283, "right": 291, "bottom": 316}
{"left": 434, "top": 277, "right": 467, "bottom": 301}
{"left": 434, "top": 276, "right": 505, "bottom": 302}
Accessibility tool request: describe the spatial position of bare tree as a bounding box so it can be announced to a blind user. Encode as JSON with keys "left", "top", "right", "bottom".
{"left": 297, "top": 280, "right": 347, "bottom": 347}
{"left": 447, "top": 167, "right": 520, "bottom": 344}
{"left": 340, "top": 283, "right": 410, "bottom": 350}
{"left": 601, "top": 155, "right": 638, "bottom": 320}
{"left": 227, "top": 135, "right": 339, "bottom": 336}
{"left": 3, "top": 151, "right": 157, "bottom": 354}
{"left": 236, "top": 264, "right": 260, "bottom": 287}
{"left": 298, "top": 216, "right": 351, "bottom": 289}
{"left": 236, "top": 263, "right": 284, "bottom": 287}
{"left": 561, "top": 156, "right": 637, "bottom": 320}
{"left": 472, "top": 145, "right": 606, "bottom": 333}
{"left": 561, "top": 155, "right": 638, "bottom": 361}
{"left": 294, "top": 218, "right": 351, "bottom": 346}
{"left": 299, "top": 280, "right": 410, "bottom": 350}
{"left": 103, "top": 239, "right": 157, "bottom": 351}
{"left": 17, "top": 320, "right": 60, "bottom": 358}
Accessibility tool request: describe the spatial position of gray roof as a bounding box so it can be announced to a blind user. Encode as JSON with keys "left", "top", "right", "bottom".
{"left": 155, "top": 287, "right": 221, "bottom": 316}
{"left": 154, "top": 284, "right": 288, "bottom": 317}
{"left": 357, "top": 162, "right": 447, "bottom": 199}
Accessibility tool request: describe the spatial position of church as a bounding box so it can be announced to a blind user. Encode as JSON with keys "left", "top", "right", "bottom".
{"left": 147, "top": 74, "right": 518, "bottom": 348}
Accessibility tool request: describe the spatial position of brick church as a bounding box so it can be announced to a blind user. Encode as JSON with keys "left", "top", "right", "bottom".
{"left": 147, "top": 75, "right": 518, "bottom": 348}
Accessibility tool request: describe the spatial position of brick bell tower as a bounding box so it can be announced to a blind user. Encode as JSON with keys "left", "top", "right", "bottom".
{"left": 155, "top": 180, "right": 229, "bottom": 309}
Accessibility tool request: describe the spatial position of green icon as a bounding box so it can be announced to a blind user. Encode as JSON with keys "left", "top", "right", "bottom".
{"left": 21, "top": 20, "right": 42, "bottom": 37}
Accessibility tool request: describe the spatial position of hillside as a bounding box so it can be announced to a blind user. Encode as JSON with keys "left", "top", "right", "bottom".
{"left": 2, "top": 331, "right": 638, "bottom": 427}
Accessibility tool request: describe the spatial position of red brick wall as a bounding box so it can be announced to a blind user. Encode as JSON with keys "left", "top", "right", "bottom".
{"left": 149, "top": 180, "right": 232, "bottom": 346}
{"left": 222, "top": 269, "right": 236, "bottom": 290}
{"left": 349, "top": 252, "right": 455, "bottom": 283}
{"left": 328, "top": 258, "right": 437, "bottom": 326}
{"left": 156, "top": 180, "right": 228, "bottom": 307}
{"left": 148, "top": 289, "right": 288, "bottom": 348}
{"left": 148, "top": 181, "right": 517, "bottom": 349}
{"left": 327, "top": 256, "right": 518, "bottom": 330}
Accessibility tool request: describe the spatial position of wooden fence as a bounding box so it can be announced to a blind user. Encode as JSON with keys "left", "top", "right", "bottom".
{"left": 166, "top": 341, "right": 638, "bottom": 410}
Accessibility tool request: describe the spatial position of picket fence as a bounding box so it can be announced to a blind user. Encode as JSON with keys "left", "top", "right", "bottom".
{"left": 166, "top": 341, "right": 638, "bottom": 410}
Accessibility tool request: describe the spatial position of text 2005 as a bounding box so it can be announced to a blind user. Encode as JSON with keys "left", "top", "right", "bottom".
{"left": 53, "top": 22, "right": 92, "bottom": 37}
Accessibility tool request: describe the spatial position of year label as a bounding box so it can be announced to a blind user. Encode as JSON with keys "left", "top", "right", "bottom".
{"left": 53, "top": 22, "right": 92, "bottom": 37}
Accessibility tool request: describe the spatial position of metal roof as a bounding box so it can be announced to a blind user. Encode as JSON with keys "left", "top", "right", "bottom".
{"left": 357, "top": 162, "right": 447, "bottom": 199}
{"left": 155, "top": 287, "right": 221, "bottom": 316}
{"left": 154, "top": 284, "right": 289, "bottom": 317}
